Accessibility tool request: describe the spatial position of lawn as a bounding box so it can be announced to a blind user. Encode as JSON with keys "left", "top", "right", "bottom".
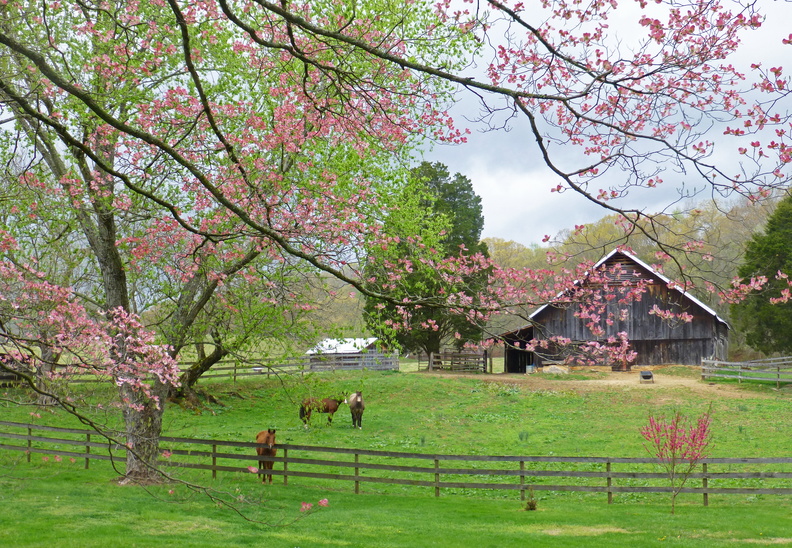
{"left": 1, "top": 366, "right": 791, "bottom": 546}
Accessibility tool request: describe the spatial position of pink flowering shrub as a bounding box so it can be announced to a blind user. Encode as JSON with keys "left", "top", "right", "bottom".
{"left": 641, "top": 406, "right": 712, "bottom": 514}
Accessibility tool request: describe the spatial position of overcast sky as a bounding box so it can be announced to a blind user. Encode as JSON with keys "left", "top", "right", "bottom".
{"left": 424, "top": 0, "right": 791, "bottom": 247}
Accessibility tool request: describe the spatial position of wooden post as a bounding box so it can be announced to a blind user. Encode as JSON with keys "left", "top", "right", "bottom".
{"left": 85, "top": 433, "right": 91, "bottom": 470}
{"left": 232, "top": 363, "right": 237, "bottom": 384}
{"left": 434, "top": 458, "right": 440, "bottom": 497}
{"left": 702, "top": 462, "right": 709, "bottom": 507}
{"left": 354, "top": 453, "right": 360, "bottom": 494}
{"left": 283, "top": 448, "right": 288, "bottom": 485}
{"left": 777, "top": 365, "right": 781, "bottom": 389}
{"left": 607, "top": 461, "right": 613, "bottom": 505}
{"left": 519, "top": 461, "right": 525, "bottom": 501}
{"left": 212, "top": 444, "right": 217, "bottom": 479}
{"left": 27, "top": 427, "right": 31, "bottom": 463}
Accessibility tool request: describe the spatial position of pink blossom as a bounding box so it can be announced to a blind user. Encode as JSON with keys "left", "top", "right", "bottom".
{"left": 318, "top": 498, "right": 329, "bottom": 507}
{"left": 300, "top": 502, "right": 313, "bottom": 513}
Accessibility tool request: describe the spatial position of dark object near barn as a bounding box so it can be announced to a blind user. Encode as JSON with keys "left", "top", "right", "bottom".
{"left": 640, "top": 371, "right": 654, "bottom": 383}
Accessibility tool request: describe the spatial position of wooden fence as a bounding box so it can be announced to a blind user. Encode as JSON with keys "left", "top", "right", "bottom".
{"left": 2, "top": 421, "right": 792, "bottom": 505}
{"left": 37, "top": 352, "right": 399, "bottom": 384}
{"left": 702, "top": 356, "right": 792, "bottom": 388}
{"left": 419, "top": 351, "right": 488, "bottom": 373}
{"left": 187, "top": 353, "right": 400, "bottom": 382}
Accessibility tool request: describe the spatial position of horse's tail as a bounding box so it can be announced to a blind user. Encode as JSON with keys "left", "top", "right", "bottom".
{"left": 299, "top": 404, "right": 307, "bottom": 422}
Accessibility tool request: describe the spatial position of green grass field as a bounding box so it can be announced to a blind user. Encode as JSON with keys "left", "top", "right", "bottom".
{"left": 2, "top": 366, "right": 792, "bottom": 547}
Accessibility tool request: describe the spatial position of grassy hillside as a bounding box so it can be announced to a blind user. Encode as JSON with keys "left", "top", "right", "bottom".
{"left": 1, "top": 367, "right": 791, "bottom": 547}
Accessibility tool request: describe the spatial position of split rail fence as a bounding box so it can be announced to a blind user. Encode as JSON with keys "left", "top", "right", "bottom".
{"left": 190, "top": 353, "right": 400, "bottom": 382}
{"left": 6, "top": 353, "right": 401, "bottom": 385}
{"left": 2, "top": 421, "right": 792, "bottom": 506}
{"left": 419, "top": 351, "right": 489, "bottom": 373}
{"left": 702, "top": 356, "right": 792, "bottom": 388}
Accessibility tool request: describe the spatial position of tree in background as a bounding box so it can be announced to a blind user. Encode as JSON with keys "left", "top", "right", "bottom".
{"left": 364, "top": 162, "right": 488, "bottom": 356}
{"left": 731, "top": 194, "right": 792, "bottom": 355}
{"left": 552, "top": 196, "right": 780, "bottom": 304}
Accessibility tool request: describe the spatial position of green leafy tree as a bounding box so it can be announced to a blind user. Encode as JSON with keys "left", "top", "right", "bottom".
{"left": 731, "top": 195, "right": 792, "bottom": 355}
{"left": 364, "top": 162, "right": 488, "bottom": 356}
{"left": 0, "top": 0, "right": 464, "bottom": 482}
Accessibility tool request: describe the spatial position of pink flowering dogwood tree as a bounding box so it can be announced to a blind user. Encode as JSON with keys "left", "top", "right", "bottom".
{"left": 0, "top": 0, "right": 788, "bottom": 482}
{"left": 0, "top": 0, "right": 466, "bottom": 482}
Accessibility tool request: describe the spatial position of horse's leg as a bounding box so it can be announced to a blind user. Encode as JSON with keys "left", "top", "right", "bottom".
{"left": 327, "top": 412, "right": 333, "bottom": 425}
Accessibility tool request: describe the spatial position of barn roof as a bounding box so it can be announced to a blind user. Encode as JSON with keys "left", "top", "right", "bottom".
{"left": 502, "top": 248, "right": 728, "bottom": 337}
{"left": 306, "top": 337, "right": 378, "bottom": 355}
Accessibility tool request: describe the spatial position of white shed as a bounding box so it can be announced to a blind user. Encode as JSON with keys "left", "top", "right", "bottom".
{"left": 306, "top": 338, "right": 379, "bottom": 355}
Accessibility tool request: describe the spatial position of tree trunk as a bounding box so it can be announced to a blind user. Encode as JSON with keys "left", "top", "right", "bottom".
{"left": 118, "top": 379, "right": 168, "bottom": 484}
{"left": 35, "top": 344, "right": 60, "bottom": 406}
{"left": 169, "top": 346, "right": 229, "bottom": 401}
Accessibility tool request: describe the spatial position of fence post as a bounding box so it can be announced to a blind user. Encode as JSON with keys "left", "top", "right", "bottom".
{"left": 27, "top": 426, "right": 31, "bottom": 463}
{"left": 355, "top": 453, "right": 360, "bottom": 494}
{"left": 212, "top": 444, "right": 217, "bottom": 480}
{"left": 702, "top": 462, "right": 709, "bottom": 507}
{"left": 607, "top": 461, "right": 613, "bottom": 504}
{"left": 519, "top": 461, "right": 525, "bottom": 501}
{"left": 85, "top": 433, "right": 91, "bottom": 470}
{"left": 233, "top": 363, "right": 237, "bottom": 384}
{"left": 434, "top": 458, "right": 440, "bottom": 497}
{"left": 283, "top": 448, "right": 288, "bottom": 485}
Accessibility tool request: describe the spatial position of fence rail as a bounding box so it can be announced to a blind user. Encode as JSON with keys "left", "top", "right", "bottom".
{"left": 420, "top": 351, "right": 488, "bottom": 373}
{"left": 187, "top": 352, "right": 400, "bottom": 381}
{"left": 2, "top": 421, "right": 792, "bottom": 505}
{"left": 32, "top": 353, "right": 399, "bottom": 384}
{"left": 702, "top": 357, "right": 792, "bottom": 388}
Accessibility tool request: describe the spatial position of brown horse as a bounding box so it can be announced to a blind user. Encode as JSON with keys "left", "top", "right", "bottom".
{"left": 299, "top": 397, "right": 344, "bottom": 426}
{"left": 255, "top": 429, "right": 277, "bottom": 483}
{"left": 346, "top": 391, "right": 365, "bottom": 429}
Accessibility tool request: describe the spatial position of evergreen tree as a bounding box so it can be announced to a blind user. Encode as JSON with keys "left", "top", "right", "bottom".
{"left": 732, "top": 195, "right": 792, "bottom": 354}
{"left": 364, "top": 162, "right": 488, "bottom": 356}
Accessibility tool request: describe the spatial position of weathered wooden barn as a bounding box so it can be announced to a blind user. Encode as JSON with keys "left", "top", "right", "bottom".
{"left": 501, "top": 249, "right": 729, "bottom": 373}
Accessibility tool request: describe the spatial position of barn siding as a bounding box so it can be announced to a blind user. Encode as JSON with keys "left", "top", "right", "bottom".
{"left": 502, "top": 251, "right": 729, "bottom": 369}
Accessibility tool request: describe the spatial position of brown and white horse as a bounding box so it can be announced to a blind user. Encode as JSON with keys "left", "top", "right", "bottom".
{"left": 299, "top": 397, "right": 345, "bottom": 426}
{"left": 346, "top": 391, "right": 365, "bottom": 429}
{"left": 255, "top": 429, "right": 277, "bottom": 483}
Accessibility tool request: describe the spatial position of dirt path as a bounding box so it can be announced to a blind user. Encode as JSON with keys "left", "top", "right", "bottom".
{"left": 428, "top": 367, "right": 788, "bottom": 400}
